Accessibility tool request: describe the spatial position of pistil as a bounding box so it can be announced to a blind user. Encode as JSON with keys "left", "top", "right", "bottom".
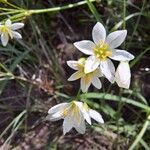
{"left": 94, "top": 41, "right": 112, "bottom": 60}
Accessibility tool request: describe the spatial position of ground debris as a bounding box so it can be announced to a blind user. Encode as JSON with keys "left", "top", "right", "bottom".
{"left": 57, "top": 130, "right": 128, "bottom": 150}
{"left": 12, "top": 123, "right": 50, "bottom": 150}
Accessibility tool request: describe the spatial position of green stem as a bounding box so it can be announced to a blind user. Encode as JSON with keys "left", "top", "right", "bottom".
{"left": 86, "top": 0, "right": 102, "bottom": 22}
{"left": 29, "top": 0, "right": 95, "bottom": 14}
{"left": 7, "top": 11, "right": 29, "bottom": 22}
{"left": 123, "top": 0, "right": 126, "bottom": 49}
{"left": 0, "top": 8, "right": 18, "bottom": 11}
{"left": 127, "top": 0, "right": 146, "bottom": 49}
{"left": 80, "top": 93, "right": 150, "bottom": 111}
{"left": 25, "top": 85, "right": 33, "bottom": 133}
{"left": 111, "top": 12, "right": 141, "bottom": 31}
{"left": 76, "top": 89, "right": 81, "bottom": 100}
{"left": 116, "top": 88, "right": 124, "bottom": 134}
{"left": 0, "top": 10, "right": 24, "bottom": 16}
{"left": 129, "top": 114, "right": 150, "bottom": 150}
{"left": 5, "top": 1, "right": 22, "bottom": 10}
{"left": 130, "top": 47, "right": 150, "bottom": 68}
{"left": 123, "top": 0, "right": 126, "bottom": 29}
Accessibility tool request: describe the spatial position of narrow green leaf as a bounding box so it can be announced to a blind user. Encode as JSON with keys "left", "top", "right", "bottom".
{"left": 129, "top": 114, "right": 150, "bottom": 150}
{"left": 80, "top": 93, "right": 150, "bottom": 111}
{"left": 130, "top": 47, "right": 150, "bottom": 68}
{"left": 86, "top": 0, "right": 102, "bottom": 22}
{"left": 0, "top": 50, "right": 30, "bottom": 94}
{"left": 140, "top": 139, "right": 150, "bottom": 150}
{"left": 111, "top": 12, "right": 141, "bottom": 31}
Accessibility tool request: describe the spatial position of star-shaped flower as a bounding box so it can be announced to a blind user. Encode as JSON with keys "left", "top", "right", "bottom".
{"left": 47, "top": 101, "right": 104, "bottom": 135}
{"left": 0, "top": 19, "right": 24, "bottom": 46}
{"left": 67, "top": 57, "right": 103, "bottom": 92}
{"left": 74, "top": 22, "right": 134, "bottom": 83}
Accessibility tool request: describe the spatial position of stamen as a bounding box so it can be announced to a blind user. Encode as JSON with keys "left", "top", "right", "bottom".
{"left": 71, "top": 102, "right": 81, "bottom": 124}
{"left": 0, "top": 26, "right": 13, "bottom": 39}
{"left": 94, "top": 41, "right": 112, "bottom": 61}
{"left": 62, "top": 108, "right": 68, "bottom": 117}
{"left": 78, "top": 57, "right": 86, "bottom": 67}
{"left": 77, "top": 57, "right": 86, "bottom": 72}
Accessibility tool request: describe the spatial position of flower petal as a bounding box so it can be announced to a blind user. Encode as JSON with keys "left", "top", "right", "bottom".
{"left": 84, "top": 55, "right": 100, "bottom": 74}
{"left": 5, "top": 19, "right": 11, "bottom": 26}
{"left": 80, "top": 75, "right": 92, "bottom": 93}
{"left": 63, "top": 116, "right": 73, "bottom": 135}
{"left": 95, "top": 68, "right": 103, "bottom": 77}
{"left": 115, "top": 61, "right": 131, "bottom": 89}
{"left": 10, "top": 23, "right": 24, "bottom": 30}
{"left": 110, "top": 49, "right": 134, "bottom": 61}
{"left": 1, "top": 33, "right": 9, "bottom": 46}
{"left": 68, "top": 71, "right": 83, "bottom": 81}
{"left": 83, "top": 111, "right": 91, "bottom": 125}
{"left": 73, "top": 101, "right": 91, "bottom": 125}
{"left": 89, "top": 109, "right": 104, "bottom": 123}
{"left": 106, "top": 30, "right": 127, "bottom": 48}
{"left": 47, "top": 112, "right": 63, "bottom": 121}
{"left": 67, "top": 60, "right": 79, "bottom": 70}
{"left": 92, "top": 22, "right": 106, "bottom": 44}
{"left": 91, "top": 76, "right": 102, "bottom": 89}
{"left": 48, "top": 103, "right": 68, "bottom": 115}
{"left": 11, "top": 31, "right": 22, "bottom": 39}
{"left": 100, "top": 59, "right": 115, "bottom": 83}
{"left": 73, "top": 101, "right": 83, "bottom": 110}
{"left": 74, "top": 40, "right": 95, "bottom": 55}
{"left": 74, "top": 118, "right": 86, "bottom": 134}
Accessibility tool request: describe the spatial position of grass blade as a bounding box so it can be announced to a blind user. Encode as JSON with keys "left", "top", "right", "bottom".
{"left": 130, "top": 47, "right": 150, "bottom": 68}
{"left": 86, "top": 0, "right": 102, "bottom": 22}
{"left": 80, "top": 93, "right": 150, "bottom": 111}
{"left": 129, "top": 114, "right": 150, "bottom": 150}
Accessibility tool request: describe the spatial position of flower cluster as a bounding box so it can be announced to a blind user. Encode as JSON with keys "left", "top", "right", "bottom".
{"left": 68, "top": 22, "right": 134, "bottom": 92}
{"left": 0, "top": 19, "right": 135, "bottom": 135}
{"left": 48, "top": 22, "right": 135, "bottom": 135}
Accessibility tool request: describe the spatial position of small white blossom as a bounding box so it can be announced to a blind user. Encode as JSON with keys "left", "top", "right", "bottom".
{"left": 74, "top": 22, "right": 134, "bottom": 83}
{"left": 115, "top": 61, "right": 131, "bottom": 89}
{"left": 67, "top": 57, "right": 103, "bottom": 93}
{"left": 47, "top": 101, "right": 104, "bottom": 135}
{"left": 0, "top": 19, "right": 24, "bottom": 46}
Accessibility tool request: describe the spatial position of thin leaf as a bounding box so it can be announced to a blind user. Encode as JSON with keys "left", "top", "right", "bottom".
{"left": 80, "top": 93, "right": 150, "bottom": 111}
{"left": 129, "top": 114, "right": 150, "bottom": 150}
{"left": 86, "top": 0, "right": 102, "bottom": 22}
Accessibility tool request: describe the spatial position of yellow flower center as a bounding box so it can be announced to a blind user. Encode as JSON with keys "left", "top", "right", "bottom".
{"left": 76, "top": 58, "right": 99, "bottom": 84}
{"left": 62, "top": 101, "right": 81, "bottom": 124}
{"left": 72, "top": 102, "right": 81, "bottom": 124}
{"left": 62, "top": 101, "right": 79, "bottom": 117}
{"left": 62, "top": 108, "right": 68, "bottom": 117}
{"left": 84, "top": 72, "right": 93, "bottom": 80}
{"left": 77, "top": 57, "right": 86, "bottom": 73}
{"left": 77, "top": 57, "right": 86, "bottom": 67}
{"left": 71, "top": 102, "right": 79, "bottom": 114}
{"left": 0, "top": 25, "right": 12, "bottom": 38}
{"left": 94, "top": 41, "right": 112, "bottom": 61}
{"left": 83, "top": 102, "right": 89, "bottom": 111}
{"left": 0, "top": 26, "right": 9, "bottom": 33}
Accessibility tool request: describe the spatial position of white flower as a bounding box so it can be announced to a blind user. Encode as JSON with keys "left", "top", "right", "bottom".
{"left": 47, "top": 101, "right": 104, "bottom": 135}
{"left": 67, "top": 57, "right": 103, "bottom": 93}
{"left": 74, "top": 22, "right": 134, "bottom": 83}
{"left": 0, "top": 19, "right": 24, "bottom": 46}
{"left": 115, "top": 61, "right": 131, "bottom": 89}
